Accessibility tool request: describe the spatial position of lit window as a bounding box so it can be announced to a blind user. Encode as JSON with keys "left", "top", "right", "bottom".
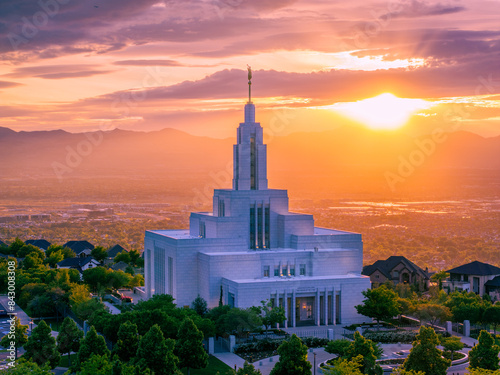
{"left": 264, "top": 266, "right": 270, "bottom": 277}
{"left": 299, "top": 264, "right": 306, "bottom": 276}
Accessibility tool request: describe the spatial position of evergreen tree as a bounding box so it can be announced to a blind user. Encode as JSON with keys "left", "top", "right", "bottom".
{"left": 483, "top": 306, "right": 500, "bottom": 334}
{"left": 77, "top": 326, "right": 110, "bottom": 368}
{"left": 77, "top": 354, "right": 113, "bottom": 374}
{"left": 175, "top": 318, "right": 208, "bottom": 375}
{"left": 115, "top": 321, "right": 139, "bottom": 362}
{"left": 345, "top": 331, "right": 383, "bottom": 375}
{"left": 56, "top": 317, "right": 83, "bottom": 367}
{"left": 1, "top": 359, "right": 53, "bottom": 374}
{"left": 235, "top": 361, "right": 263, "bottom": 375}
{"left": 469, "top": 330, "right": 500, "bottom": 371}
{"left": 136, "top": 324, "right": 179, "bottom": 375}
{"left": 23, "top": 320, "right": 61, "bottom": 369}
{"left": 401, "top": 326, "right": 450, "bottom": 375}
{"left": 441, "top": 336, "right": 463, "bottom": 362}
{"left": 91, "top": 246, "right": 108, "bottom": 262}
{"left": 0, "top": 317, "right": 28, "bottom": 359}
{"left": 322, "top": 355, "right": 363, "bottom": 375}
{"left": 269, "top": 334, "right": 312, "bottom": 375}
{"left": 192, "top": 295, "right": 208, "bottom": 316}
{"left": 355, "top": 286, "right": 401, "bottom": 331}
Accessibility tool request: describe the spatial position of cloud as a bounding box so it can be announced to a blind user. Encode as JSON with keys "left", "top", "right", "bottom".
{"left": 384, "top": 0, "right": 466, "bottom": 18}
{"left": 5, "top": 64, "right": 115, "bottom": 79}
{"left": 113, "top": 59, "right": 183, "bottom": 67}
{"left": 0, "top": 80, "right": 22, "bottom": 88}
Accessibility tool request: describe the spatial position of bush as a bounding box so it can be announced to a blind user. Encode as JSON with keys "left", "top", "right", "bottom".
{"left": 302, "top": 337, "right": 329, "bottom": 348}
{"left": 364, "top": 330, "right": 419, "bottom": 344}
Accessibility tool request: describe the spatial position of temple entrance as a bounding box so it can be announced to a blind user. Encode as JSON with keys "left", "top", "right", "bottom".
{"left": 296, "top": 297, "right": 315, "bottom": 326}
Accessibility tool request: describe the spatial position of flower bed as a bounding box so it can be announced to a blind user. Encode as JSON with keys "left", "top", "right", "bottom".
{"left": 363, "top": 330, "right": 419, "bottom": 344}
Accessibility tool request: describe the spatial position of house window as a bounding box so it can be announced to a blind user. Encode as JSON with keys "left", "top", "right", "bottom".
{"left": 290, "top": 266, "right": 295, "bottom": 276}
{"left": 263, "top": 266, "right": 270, "bottom": 277}
{"left": 274, "top": 266, "right": 280, "bottom": 277}
{"left": 375, "top": 274, "right": 379, "bottom": 279}
{"left": 299, "top": 264, "right": 306, "bottom": 276}
{"left": 393, "top": 270, "right": 399, "bottom": 278}
{"left": 463, "top": 275, "right": 469, "bottom": 282}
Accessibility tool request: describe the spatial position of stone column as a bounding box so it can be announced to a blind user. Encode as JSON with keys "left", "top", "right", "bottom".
{"left": 292, "top": 290, "right": 296, "bottom": 327}
{"left": 208, "top": 337, "right": 215, "bottom": 355}
{"left": 323, "top": 288, "right": 328, "bottom": 326}
{"left": 284, "top": 289, "right": 288, "bottom": 328}
{"left": 464, "top": 320, "right": 470, "bottom": 337}
{"left": 332, "top": 289, "right": 336, "bottom": 325}
{"left": 316, "top": 288, "right": 320, "bottom": 326}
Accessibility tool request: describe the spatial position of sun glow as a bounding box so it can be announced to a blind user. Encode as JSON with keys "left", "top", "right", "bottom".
{"left": 329, "top": 93, "right": 433, "bottom": 130}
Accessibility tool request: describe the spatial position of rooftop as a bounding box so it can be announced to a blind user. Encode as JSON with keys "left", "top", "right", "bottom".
{"left": 446, "top": 261, "right": 500, "bottom": 276}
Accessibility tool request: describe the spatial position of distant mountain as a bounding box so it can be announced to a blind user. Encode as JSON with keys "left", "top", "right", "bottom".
{"left": 1, "top": 126, "right": 499, "bottom": 184}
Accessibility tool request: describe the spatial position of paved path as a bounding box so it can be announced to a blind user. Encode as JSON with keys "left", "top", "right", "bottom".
{"left": 213, "top": 352, "right": 247, "bottom": 371}
{"left": 103, "top": 301, "right": 121, "bottom": 314}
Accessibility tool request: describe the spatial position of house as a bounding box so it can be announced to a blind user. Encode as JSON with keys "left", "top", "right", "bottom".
{"left": 57, "top": 256, "right": 100, "bottom": 277}
{"left": 111, "top": 261, "right": 129, "bottom": 272}
{"left": 105, "top": 244, "right": 127, "bottom": 265}
{"left": 63, "top": 240, "right": 94, "bottom": 258}
{"left": 485, "top": 276, "right": 500, "bottom": 302}
{"left": 362, "top": 256, "right": 430, "bottom": 290}
{"left": 444, "top": 261, "right": 500, "bottom": 296}
{"left": 25, "top": 239, "right": 51, "bottom": 251}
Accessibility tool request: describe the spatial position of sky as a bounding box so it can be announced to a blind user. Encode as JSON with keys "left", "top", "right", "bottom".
{"left": 0, "top": 0, "right": 499, "bottom": 138}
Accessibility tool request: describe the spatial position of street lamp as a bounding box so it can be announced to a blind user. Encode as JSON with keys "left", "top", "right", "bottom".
{"left": 313, "top": 351, "right": 316, "bottom": 375}
{"left": 29, "top": 319, "right": 34, "bottom": 335}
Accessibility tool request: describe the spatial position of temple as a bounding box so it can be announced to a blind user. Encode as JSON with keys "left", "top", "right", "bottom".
{"left": 144, "top": 72, "right": 370, "bottom": 326}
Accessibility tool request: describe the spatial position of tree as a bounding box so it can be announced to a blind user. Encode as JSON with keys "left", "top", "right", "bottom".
{"left": 106, "top": 270, "right": 132, "bottom": 290}
{"left": 22, "top": 252, "right": 44, "bottom": 270}
{"left": 44, "top": 250, "right": 64, "bottom": 268}
{"left": 192, "top": 295, "right": 208, "bottom": 316}
{"left": 322, "top": 355, "right": 363, "bottom": 375}
{"left": 1, "top": 359, "right": 53, "bottom": 374}
{"left": 483, "top": 305, "right": 500, "bottom": 334}
{"left": 28, "top": 294, "right": 54, "bottom": 318}
{"left": 69, "top": 284, "right": 91, "bottom": 309}
{"left": 129, "top": 274, "right": 144, "bottom": 288}
{"left": 236, "top": 361, "right": 262, "bottom": 375}
{"left": 221, "top": 307, "right": 262, "bottom": 336}
{"left": 0, "top": 317, "right": 28, "bottom": 359}
{"left": 77, "top": 326, "right": 110, "bottom": 367}
{"left": 401, "top": 326, "right": 450, "bottom": 375}
{"left": 7, "top": 237, "right": 24, "bottom": 257}
{"left": 269, "top": 334, "right": 312, "bottom": 375}
{"left": 468, "top": 369, "right": 500, "bottom": 375}
{"left": 82, "top": 267, "right": 109, "bottom": 294}
{"left": 56, "top": 317, "right": 83, "bottom": 367}
{"left": 18, "top": 244, "right": 45, "bottom": 259}
{"left": 175, "top": 318, "right": 208, "bottom": 375}
{"left": 345, "top": 331, "right": 382, "bottom": 375}
{"left": 325, "top": 339, "right": 351, "bottom": 357}
{"left": 23, "top": 320, "right": 61, "bottom": 369}
{"left": 91, "top": 246, "right": 108, "bottom": 262}
{"left": 114, "top": 251, "right": 131, "bottom": 264}
{"left": 256, "top": 300, "right": 286, "bottom": 333}
{"left": 431, "top": 271, "right": 449, "bottom": 290}
{"left": 74, "top": 298, "right": 107, "bottom": 322}
{"left": 115, "top": 320, "right": 139, "bottom": 362}
{"left": 129, "top": 249, "right": 142, "bottom": 266}
{"left": 414, "top": 304, "right": 452, "bottom": 327}
{"left": 136, "top": 324, "right": 179, "bottom": 375}
{"left": 390, "top": 369, "right": 425, "bottom": 375}
{"left": 355, "top": 286, "right": 401, "bottom": 331}
{"left": 469, "top": 330, "right": 500, "bottom": 371}
{"left": 441, "top": 336, "right": 463, "bottom": 362}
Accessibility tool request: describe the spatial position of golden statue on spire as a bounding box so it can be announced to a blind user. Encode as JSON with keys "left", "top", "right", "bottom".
{"left": 247, "top": 65, "right": 252, "bottom": 103}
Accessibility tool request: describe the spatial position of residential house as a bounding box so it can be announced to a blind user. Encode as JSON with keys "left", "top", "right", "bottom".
{"left": 362, "top": 256, "right": 430, "bottom": 290}
{"left": 105, "top": 244, "right": 127, "bottom": 265}
{"left": 63, "top": 240, "right": 94, "bottom": 258}
{"left": 57, "top": 256, "right": 100, "bottom": 278}
{"left": 444, "top": 261, "right": 500, "bottom": 296}
{"left": 25, "top": 239, "right": 51, "bottom": 251}
{"left": 111, "top": 261, "right": 129, "bottom": 272}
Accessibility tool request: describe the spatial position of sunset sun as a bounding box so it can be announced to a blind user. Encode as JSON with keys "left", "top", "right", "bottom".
{"left": 330, "top": 93, "right": 433, "bottom": 130}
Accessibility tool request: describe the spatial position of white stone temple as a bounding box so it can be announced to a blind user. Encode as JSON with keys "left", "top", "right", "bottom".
{"left": 144, "top": 71, "right": 370, "bottom": 326}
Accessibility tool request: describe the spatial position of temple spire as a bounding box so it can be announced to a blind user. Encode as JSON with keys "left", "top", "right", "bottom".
{"left": 247, "top": 65, "right": 252, "bottom": 103}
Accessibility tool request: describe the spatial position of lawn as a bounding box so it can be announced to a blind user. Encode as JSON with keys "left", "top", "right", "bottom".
{"left": 180, "top": 355, "right": 232, "bottom": 375}
{"left": 35, "top": 318, "right": 64, "bottom": 332}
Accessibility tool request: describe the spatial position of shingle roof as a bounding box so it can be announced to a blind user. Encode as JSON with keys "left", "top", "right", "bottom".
{"left": 57, "top": 256, "right": 97, "bottom": 268}
{"left": 362, "top": 256, "right": 429, "bottom": 279}
{"left": 25, "top": 239, "right": 51, "bottom": 250}
{"left": 63, "top": 240, "right": 94, "bottom": 254}
{"left": 446, "top": 261, "right": 500, "bottom": 276}
{"left": 107, "top": 244, "right": 127, "bottom": 258}
{"left": 485, "top": 276, "right": 500, "bottom": 288}
{"left": 111, "top": 261, "right": 129, "bottom": 271}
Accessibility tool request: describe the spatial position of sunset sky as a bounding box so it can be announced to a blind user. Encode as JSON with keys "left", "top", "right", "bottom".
{"left": 1, "top": 0, "right": 499, "bottom": 138}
